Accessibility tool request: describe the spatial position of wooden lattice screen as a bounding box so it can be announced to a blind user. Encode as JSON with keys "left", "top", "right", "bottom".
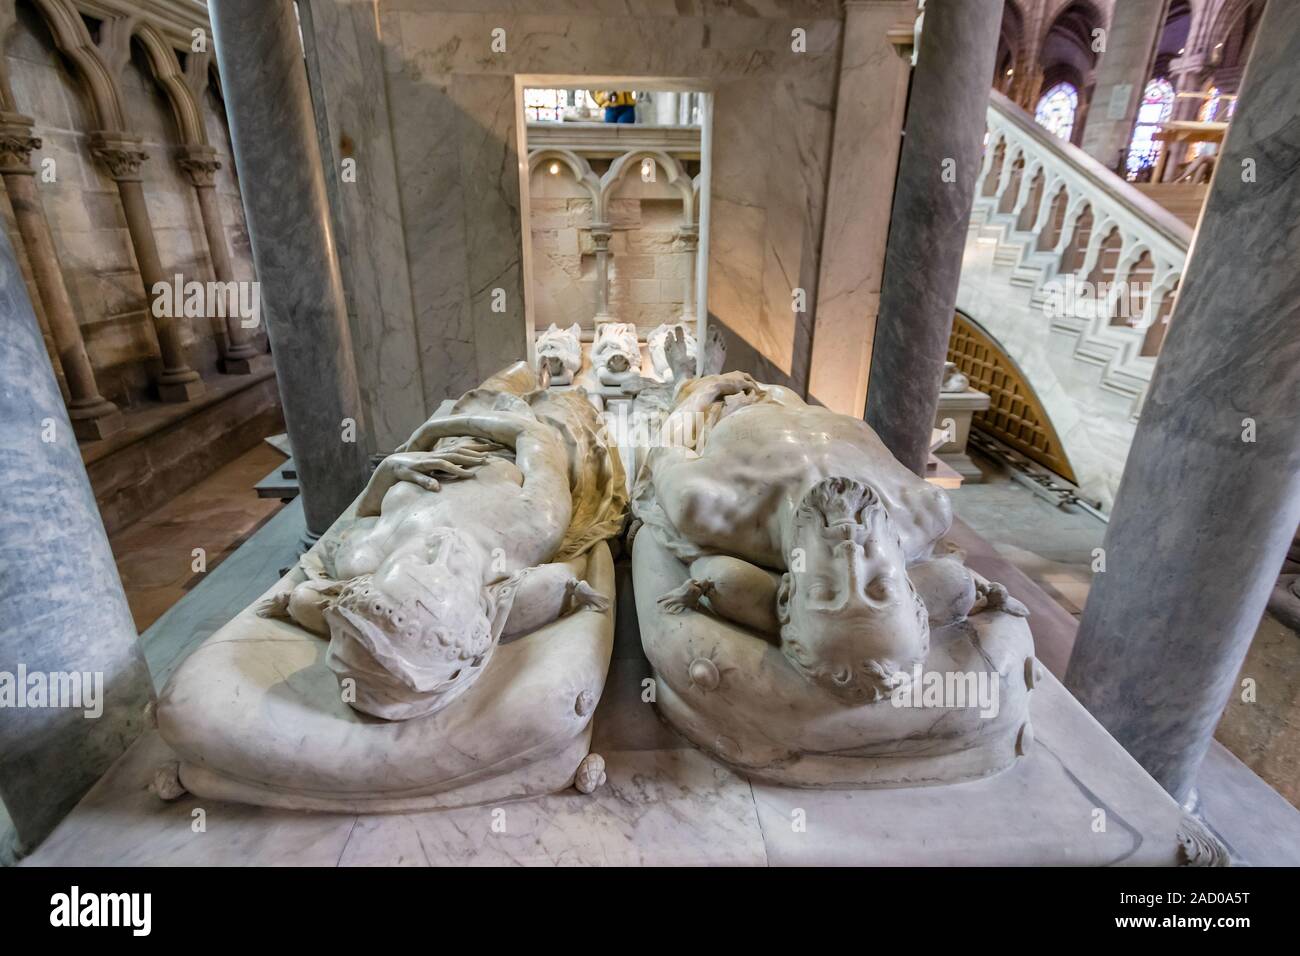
{"left": 947, "top": 313, "right": 1078, "bottom": 483}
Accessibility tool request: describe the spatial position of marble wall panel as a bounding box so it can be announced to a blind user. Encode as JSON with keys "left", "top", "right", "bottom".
{"left": 305, "top": 0, "right": 868, "bottom": 411}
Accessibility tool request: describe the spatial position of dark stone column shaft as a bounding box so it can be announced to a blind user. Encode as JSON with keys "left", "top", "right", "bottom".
{"left": 210, "top": 0, "right": 369, "bottom": 535}
{"left": 1065, "top": 0, "right": 1300, "bottom": 804}
{"left": 1079, "top": 0, "right": 1168, "bottom": 171}
{"left": 865, "top": 0, "right": 1003, "bottom": 474}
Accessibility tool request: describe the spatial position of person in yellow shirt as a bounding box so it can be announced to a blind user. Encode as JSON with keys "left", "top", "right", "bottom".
{"left": 591, "top": 90, "right": 636, "bottom": 124}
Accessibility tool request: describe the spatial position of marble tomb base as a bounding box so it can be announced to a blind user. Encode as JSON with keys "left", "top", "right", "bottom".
{"left": 25, "top": 576, "right": 1204, "bottom": 865}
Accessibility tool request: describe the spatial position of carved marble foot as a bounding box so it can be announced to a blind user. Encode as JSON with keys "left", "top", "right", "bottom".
{"left": 150, "top": 761, "right": 188, "bottom": 802}
{"left": 657, "top": 578, "right": 715, "bottom": 614}
{"left": 565, "top": 578, "right": 611, "bottom": 614}
{"left": 974, "top": 580, "right": 1030, "bottom": 618}
{"left": 574, "top": 753, "right": 607, "bottom": 794}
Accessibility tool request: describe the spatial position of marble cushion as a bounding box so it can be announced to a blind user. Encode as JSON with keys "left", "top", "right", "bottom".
{"left": 157, "top": 543, "right": 614, "bottom": 813}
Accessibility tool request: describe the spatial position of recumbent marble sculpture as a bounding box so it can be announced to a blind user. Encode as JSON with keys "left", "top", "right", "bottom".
{"left": 631, "top": 347, "right": 1036, "bottom": 788}
{"left": 535, "top": 322, "right": 583, "bottom": 386}
{"left": 154, "top": 363, "right": 627, "bottom": 810}
{"left": 590, "top": 321, "right": 642, "bottom": 390}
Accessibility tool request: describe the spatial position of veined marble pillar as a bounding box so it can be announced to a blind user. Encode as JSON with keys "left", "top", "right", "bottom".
{"left": 0, "top": 112, "right": 123, "bottom": 439}
{"left": 864, "top": 0, "right": 1002, "bottom": 474}
{"left": 676, "top": 224, "right": 697, "bottom": 321}
{"left": 90, "top": 132, "right": 204, "bottom": 403}
{"left": 1080, "top": 0, "right": 1169, "bottom": 172}
{"left": 177, "top": 144, "right": 266, "bottom": 374}
{"left": 808, "top": 0, "right": 912, "bottom": 417}
{"left": 1065, "top": 0, "right": 1300, "bottom": 805}
{"left": 210, "top": 0, "right": 369, "bottom": 537}
{"left": 591, "top": 222, "right": 614, "bottom": 322}
{"left": 0, "top": 215, "right": 154, "bottom": 857}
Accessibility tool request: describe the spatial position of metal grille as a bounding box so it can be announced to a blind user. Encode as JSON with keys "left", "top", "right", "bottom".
{"left": 947, "top": 313, "right": 1078, "bottom": 483}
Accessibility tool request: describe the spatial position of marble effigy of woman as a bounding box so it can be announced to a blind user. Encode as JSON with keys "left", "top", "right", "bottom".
{"left": 259, "top": 362, "right": 627, "bottom": 720}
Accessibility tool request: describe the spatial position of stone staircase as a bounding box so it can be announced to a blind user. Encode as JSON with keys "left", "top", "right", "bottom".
{"left": 955, "top": 92, "right": 1194, "bottom": 505}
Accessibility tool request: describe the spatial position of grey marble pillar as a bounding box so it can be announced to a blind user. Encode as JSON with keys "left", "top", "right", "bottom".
{"left": 0, "top": 214, "right": 154, "bottom": 856}
{"left": 864, "top": 0, "right": 1002, "bottom": 474}
{"left": 210, "top": 0, "right": 369, "bottom": 537}
{"left": 1080, "top": 0, "right": 1169, "bottom": 172}
{"left": 1065, "top": 0, "right": 1300, "bottom": 805}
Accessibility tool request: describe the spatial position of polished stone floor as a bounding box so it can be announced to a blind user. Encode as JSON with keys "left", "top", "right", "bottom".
{"left": 949, "top": 453, "right": 1300, "bottom": 822}
{"left": 109, "top": 443, "right": 288, "bottom": 631}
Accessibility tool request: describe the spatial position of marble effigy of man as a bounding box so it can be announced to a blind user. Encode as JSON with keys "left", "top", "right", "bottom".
{"left": 632, "top": 368, "right": 996, "bottom": 704}
{"left": 260, "top": 362, "right": 627, "bottom": 720}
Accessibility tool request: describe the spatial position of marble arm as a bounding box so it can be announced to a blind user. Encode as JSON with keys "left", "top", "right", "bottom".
{"left": 380, "top": 413, "right": 571, "bottom": 514}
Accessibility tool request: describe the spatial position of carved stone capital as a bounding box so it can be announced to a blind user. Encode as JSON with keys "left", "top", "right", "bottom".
{"left": 177, "top": 146, "right": 223, "bottom": 188}
{"left": 589, "top": 221, "right": 613, "bottom": 249}
{"left": 0, "top": 113, "right": 41, "bottom": 175}
{"left": 89, "top": 132, "right": 149, "bottom": 182}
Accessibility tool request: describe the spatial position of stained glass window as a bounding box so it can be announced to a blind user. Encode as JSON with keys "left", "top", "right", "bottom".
{"left": 1034, "top": 83, "right": 1079, "bottom": 141}
{"left": 1125, "top": 78, "right": 1175, "bottom": 179}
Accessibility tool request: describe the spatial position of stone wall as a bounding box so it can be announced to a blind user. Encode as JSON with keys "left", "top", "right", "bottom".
{"left": 529, "top": 175, "right": 696, "bottom": 331}
{"left": 2, "top": 2, "right": 263, "bottom": 410}
{"left": 303, "top": 0, "right": 854, "bottom": 443}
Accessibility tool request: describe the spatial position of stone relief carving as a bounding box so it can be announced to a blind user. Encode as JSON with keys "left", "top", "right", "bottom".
{"left": 630, "top": 369, "right": 1036, "bottom": 787}
{"left": 535, "top": 322, "right": 582, "bottom": 385}
{"left": 591, "top": 321, "right": 641, "bottom": 390}
{"left": 155, "top": 363, "right": 627, "bottom": 810}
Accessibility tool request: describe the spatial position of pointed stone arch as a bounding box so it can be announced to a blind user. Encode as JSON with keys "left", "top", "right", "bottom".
{"left": 600, "top": 148, "right": 694, "bottom": 225}
{"left": 26, "top": 0, "right": 126, "bottom": 131}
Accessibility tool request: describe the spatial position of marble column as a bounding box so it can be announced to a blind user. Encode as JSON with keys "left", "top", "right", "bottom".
{"left": 177, "top": 144, "right": 266, "bottom": 374}
{"left": 90, "top": 132, "right": 204, "bottom": 403}
{"left": 1080, "top": 0, "right": 1169, "bottom": 172}
{"left": 590, "top": 222, "right": 614, "bottom": 323}
{"left": 210, "top": 0, "right": 369, "bottom": 537}
{"left": 1065, "top": 0, "right": 1300, "bottom": 806}
{"left": 864, "top": 0, "right": 1002, "bottom": 474}
{"left": 0, "top": 112, "right": 123, "bottom": 439}
{"left": 0, "top": 214, "right": 154, "bottom": 857}
{"left": 808, "top": 0, "right": 912, "bottom": 418}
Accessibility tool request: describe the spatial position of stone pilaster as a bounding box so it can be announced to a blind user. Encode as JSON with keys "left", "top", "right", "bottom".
{"left": 675, "top": 223, "right": 698, "bottom": 322}
{"left": 590, "top": 222, "right": 614, "bottom": 323}
{"left": 1065, "top": 0, "right": 1300, "bottom": 804}
{"left": 0, "top": 112, "right": 123, "bottom": 440}
{"left": 177, "top": 143, "right": 267, "bottom": 374}
{"left": 210, "top": 0, "right": 370, "bottom": 537}
{"left": 864, "top": 0, "right": 1003, "bottom": 474}
{"left": 808, "top": 0, "right": 913, "bottom": 417}
{"left": 90, "top": 131, "right": 204, "bottom": 403}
